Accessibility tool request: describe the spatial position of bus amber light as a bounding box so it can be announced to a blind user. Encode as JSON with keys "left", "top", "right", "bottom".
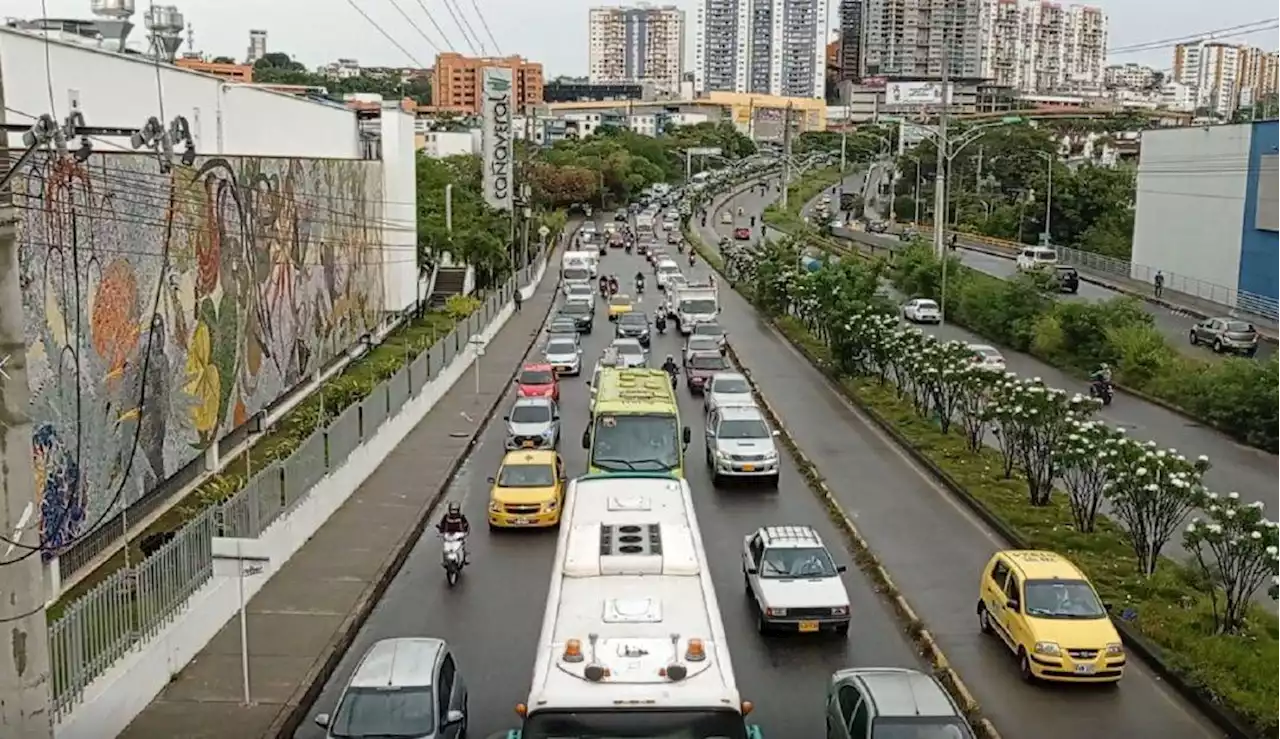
{"left": 741, "top": 700, "right": 754, "bottom": 716}
{"left": 515, "top": 703, "right": 528, "bottom": 717}
{"left": 563, "top": 638, "right": 584, "bottom": 662}
{"left": 685, "top": 638, "right": 706, "bottom": 661}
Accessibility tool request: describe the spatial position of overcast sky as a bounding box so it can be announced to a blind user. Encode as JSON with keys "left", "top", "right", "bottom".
{"left": 16, "top": 0, "right": 1280, "bottom": 76}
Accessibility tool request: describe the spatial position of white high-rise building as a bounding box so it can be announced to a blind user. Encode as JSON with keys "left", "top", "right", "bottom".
{"left": 1173, "top": 42, "right": 1279, "bottom": 117}
{"left": 978, "top": 0, "right": 1106, "bottom": 92}
{"left": 862, "top": 0, "right": 983, "bottom": 79}
{"left": 247, "top": 28, "right": 267, "bottom": 63}
{"left": 589, "top": 5, "right": 685, "bottom": 92}
{"left": 694, "top": 0, "right": 828, "bottom": 99}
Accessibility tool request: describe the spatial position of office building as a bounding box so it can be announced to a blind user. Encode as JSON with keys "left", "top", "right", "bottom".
{"left": 431, "top": 52, "right": 545, "bottom": 114}
{"left": 863, "top": 0, "right": 983, "bottom": 79}
{"left": 588, "top": 5, "right": 685, "bottom": 92}
{"left": 837, "top": 0, "right": 865, "bottom": 82}
{"left": 247, "top": 29, "right": 267, "bottom": 63}
{"left": 1173, "top": 42, "right": 1279, "bottom": 117}
{"left": 978, "top": 0, "right": 1107, "bottom": 92}
{"left": 694, "top": 0, "right": 828, "bottom": 98}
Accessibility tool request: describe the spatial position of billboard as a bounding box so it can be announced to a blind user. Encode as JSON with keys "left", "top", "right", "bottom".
{"left": 885, "top": 81, "right": 952, "bottom": 107}
{"left": 481, "top": 67, "right": 514, "bottom": 212}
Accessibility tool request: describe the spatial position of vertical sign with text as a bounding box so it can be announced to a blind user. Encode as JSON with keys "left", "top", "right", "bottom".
{"left": 481, "top": 67, "right": 515, "bottom": 212}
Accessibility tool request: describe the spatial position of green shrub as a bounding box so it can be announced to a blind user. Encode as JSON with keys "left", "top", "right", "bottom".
{"left": 444, "top": 294, "right": 483, "bottom": 320}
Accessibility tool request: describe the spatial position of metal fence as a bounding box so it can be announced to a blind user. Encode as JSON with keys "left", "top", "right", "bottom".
{"left": 44, "top": 263, "right": 535, "bottom": 722}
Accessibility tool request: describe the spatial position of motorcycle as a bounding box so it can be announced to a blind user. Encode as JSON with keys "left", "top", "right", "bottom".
{"left": 625, "top": 243, "right": 633, "bottom": 255}
{"left": 441, "top": 532, "right": 467, "bottom": 586}
{"left": 663, "top": 365, "right": 679, "bottom": 389}
{"left": 1089, "top": 379, "right": 1114, "bottom": 406}
{"left": 688, "top": 253, "right": 696, "bottom": 267}
{"left": 676, "top": 242, "right": 685, "bottom": 254}
{"left": 636, "top": 281, "right": 645, "bottom": 295}
{"left": 655, "top": 314, "right": 667, "bottom": 334}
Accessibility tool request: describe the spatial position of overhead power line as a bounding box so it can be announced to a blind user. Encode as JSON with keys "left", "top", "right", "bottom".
{"left": 383, "top": 0, "right": 446, "bottom": 53}
{"left": 1107, "top": 18, "right": 1279, "bottom": 55}
{"left": 344, "top": 0, "right": 428, "bottom": 67}
{"left": 440, "top": 0, "right": 481, "bottom": 55}
{"left": 468, "top": 0, "right": 502, "bottom": 56}
{"left": 411, "top": 0, "right": 459, "bottom": 56}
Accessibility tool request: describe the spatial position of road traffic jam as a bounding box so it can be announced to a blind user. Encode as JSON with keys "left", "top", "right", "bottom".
{"left": 307, "top": 178, "right": 1135, "bottom": 739}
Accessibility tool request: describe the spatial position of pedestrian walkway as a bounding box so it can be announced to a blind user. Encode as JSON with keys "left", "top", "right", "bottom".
{"left": 115, "top": 257, "right": 561, "bottom": 739}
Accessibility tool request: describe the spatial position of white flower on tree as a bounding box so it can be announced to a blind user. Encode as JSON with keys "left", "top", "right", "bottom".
{"left": 985, "top": 378, "right": 1100, "bottom": 505}
{"left": 1056, "top": 419, "right": 1126, "bottom": 533}
{"left": 1108, "top": 442, "right": 1211, "bottom": 577}
{"left": 1184, "top": 494, "right": 1279, "bottom": 634}
{"left": 916, "top": 340, "right": 974, "bottom": 434}
{"left": 981, "top": 376, "right": 1026, "bottom": 479}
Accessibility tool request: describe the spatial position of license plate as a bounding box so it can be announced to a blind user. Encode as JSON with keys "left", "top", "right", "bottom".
{"left": 522, "top": 441, "right": 534, "bottom": 448}
{"left": 741, "top": 464, "right": 755, "bottom": 472}
{"left": 798, "top": 621, "right": 819, "bottom": 633}
{"left": 1074, "top": 664, "right": 1096, "bottom": 675}
{"left": 513, "top": 517, "right": 530, "bottom": 525}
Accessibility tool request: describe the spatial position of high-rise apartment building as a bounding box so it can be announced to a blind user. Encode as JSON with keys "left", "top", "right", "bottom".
{"left": 1174, "top": 42, "right": 1279, "bottom": 116}
{"left": 694, "top": 0, "right": 828, "bottom": 98}
{"left": 862, "top": 0, "right": 983, "bottom": 79}
{"left": 247, "top": 29, "right": 267, "bottom": 63}
{"left": 432, "top": 53, "right": 544, "bottom": 114}
{"left": 588, "top": 5, "right": 686, "bottom": 92}
{"left": 837, "top": 0, "right": 865, "bottom": 82}
{"left": 978, "top": 0, "right": 1105, "bottom": 92}
{"left": 1104, "top": 62, "right": 1160, "bottom": 90}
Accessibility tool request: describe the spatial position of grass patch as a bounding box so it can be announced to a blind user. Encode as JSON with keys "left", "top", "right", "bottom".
{"left": 762, "top": 166, "right": 843, "bottom": 232}
{"left": 773, "top": 314, "right": 1280, "bottom": 735}
{"left": 49, "top": 307, "right": 462, "bottom": 619}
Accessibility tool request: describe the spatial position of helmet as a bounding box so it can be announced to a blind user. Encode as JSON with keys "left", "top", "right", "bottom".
{"left": 447, "top": 502, "right": 462, "bottom": 516}
{"left": 666, "top": 354, "right": 674, "bottom": 362}
{"left": 1100, "top": 363, "right": 1110, "bottom": 370}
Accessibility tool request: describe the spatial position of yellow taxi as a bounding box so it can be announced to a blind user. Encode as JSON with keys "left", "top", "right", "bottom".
{"left": 608, "top": 294, "right": 634, "bottom": 320}
{"left": 487, "top": 450, "right": 565, "bottom": 529}
{"left": 977, "top": 550, "right": 1125, "bottom": 684}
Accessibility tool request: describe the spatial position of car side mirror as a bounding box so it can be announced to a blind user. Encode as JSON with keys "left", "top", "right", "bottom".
{"left": 1103, "top": 602, "right": 1113, "bottom": 613}
{"left": 503, "top": 415, "right": 510, "bottom": 421}
{"left": 771, "top": 430, "right": 780, "bottom": 437}
{"left": 487, "top": 476, "right": 496, "bottom": 484}
{"left": 314, "top": 714, "right": 331, "bottom": 728}
{"left": 745, "top": 567, "right": 758, "bottom": 575}
{"left": 581, "top": 429, "right": 591, "bottom": 449}
{"left": 837, "top": 564, "right": 848, "bottom": 573}
{"left": 443, "top": 709, "right": 465, "bottom": 726}
{"left": 682, "top": 426, "right": 692, "bottom": 444}
{"left": 1006, "top": 599, "right": 1020, "bottom": 612}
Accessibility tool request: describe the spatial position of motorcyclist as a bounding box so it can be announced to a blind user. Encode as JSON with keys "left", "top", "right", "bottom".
{"left": 436, "top": 502, "right": 470, "bottom": 562}
{"left": 608, "top": 275, "right": 619, "bottom": 295}
{"left": 1090, "top": 363, "right": 1113, "bottom": 385}
{"left": 661, "top": 354, "right": 680, "bottom": 386}
{"left": 598, "top": 274, "right": 609, "bottom": 296}
{"left": 635, "top": 271, "right": 646, "bottom": 290}
{"left": 655, "top": 310, "right": 667, "bottom": 334}
{"left": 688, "top": 251, "right": 696, "bottom": 267}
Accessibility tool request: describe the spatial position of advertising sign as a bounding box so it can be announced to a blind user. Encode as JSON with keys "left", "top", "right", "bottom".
{"left": 481, "top": 67, "right": 514, "bottom": 212}
{"left": 885, "top": 81, "right": 952, "bottom": 107}
{"left": 686, "top": 147, "right": 722, "bottom": 157}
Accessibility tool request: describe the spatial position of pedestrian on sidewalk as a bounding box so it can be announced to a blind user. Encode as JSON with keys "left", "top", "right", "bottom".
{"left": 1153, "top": 271, "right": 1165, "bottom": 298}
{"left": 514, "top": 287, "right": 524, "bottom": 312}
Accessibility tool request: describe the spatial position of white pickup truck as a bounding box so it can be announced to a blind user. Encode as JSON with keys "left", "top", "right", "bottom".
{"left": 672, "top": 284, "right": 719, "bottom": 334}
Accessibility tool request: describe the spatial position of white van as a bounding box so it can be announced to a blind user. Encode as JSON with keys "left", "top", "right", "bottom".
{"left": 563, "top": 250, "right": 598, "bottom": 277}
{"left": 1016, "top": 246, "right": 1058, "bottom": 271}
{"left": 656, "top": 259, "right": 683, "bottom": 289}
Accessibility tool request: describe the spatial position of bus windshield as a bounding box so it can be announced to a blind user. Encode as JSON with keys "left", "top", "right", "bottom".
{"left": 591, "top": 414, "right": 680, "bottom": 472}
{"left": 524, "top": 709, "right": 747, "bottom": 739}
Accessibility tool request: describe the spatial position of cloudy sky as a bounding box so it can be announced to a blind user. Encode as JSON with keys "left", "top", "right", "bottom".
{"left": 16, "top": 0, "right": 1279, "bottom": 76}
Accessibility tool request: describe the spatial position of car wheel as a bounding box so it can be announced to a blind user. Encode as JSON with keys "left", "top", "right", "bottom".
{"left": 1017, "top": 650, "right": 1036, "bottom": 683}
{"left": 978, "top": 604, "right": 993, "bottom": 634}
{"left": 743, "top": 570, "right": 752, "bottom": 594}
{"left": 1188, "top": 330, "right": 1197, "bottom": 345}
{"left": 1245, "top": 348, "right": 1257, "bottom": 358}
{"left": 1213, "top": 339, "right": 1223, "bottom": 353}
{"left": 755, "top": 603, "right": 770, "bottom": 634}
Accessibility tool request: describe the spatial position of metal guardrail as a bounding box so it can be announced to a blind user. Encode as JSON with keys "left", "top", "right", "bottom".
{"left": 44, "top": 264, "right": 534, "bottom": 722}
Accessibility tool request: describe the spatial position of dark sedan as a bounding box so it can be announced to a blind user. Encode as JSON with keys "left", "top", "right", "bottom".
{"left": 1055, "top": 265, "right": 1080, "bottom": 294}
{"left": 615, "top": 312, "right": 652, "bottom": 346}
{"left": 555, "top": 301, "right": 595, "bottom": 334}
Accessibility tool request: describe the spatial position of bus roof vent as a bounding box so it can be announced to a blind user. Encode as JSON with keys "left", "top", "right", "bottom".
{"left": 599, "top": 523, "right": 663, "bottom": 575}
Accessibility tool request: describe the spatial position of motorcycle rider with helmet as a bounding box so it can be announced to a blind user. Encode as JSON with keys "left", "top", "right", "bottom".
{"left": 635, "top": 271, "right": 646, "bottom": 294}
{"left": 661, "top": 354, "right": 680, "bottom": 388}
{"left": 436, "top": 502, "right": 471, "bottom": 562}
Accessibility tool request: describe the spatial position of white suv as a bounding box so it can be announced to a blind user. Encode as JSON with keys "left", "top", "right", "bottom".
{"left": 742, "top": 525, "right": 851, "bottom": 636}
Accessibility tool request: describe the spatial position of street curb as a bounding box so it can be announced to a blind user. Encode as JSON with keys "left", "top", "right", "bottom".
{"left": 268, "top": 233, "right": 571, "bottom": 739}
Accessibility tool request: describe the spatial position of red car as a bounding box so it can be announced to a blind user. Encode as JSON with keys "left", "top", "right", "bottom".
{"left": 516, "top": 363, "right": 559, "bottom": 401}
{"left": 733, "top": 227, "right": 751, "bottom": 241}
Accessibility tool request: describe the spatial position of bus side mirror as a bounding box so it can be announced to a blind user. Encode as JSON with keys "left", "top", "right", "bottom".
{"left": 581, "top": 429, "right": 590, "bottom": 449}
{"left": 682, "top": 426, "right": 692, "bottom": 445}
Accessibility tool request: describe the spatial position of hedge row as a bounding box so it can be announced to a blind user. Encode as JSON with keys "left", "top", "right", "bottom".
{"left": 710, "top": 237, "right": 1279, "bottom": 734}
{"left": 890, "top": 245, "right": 1279, "bottom": 453}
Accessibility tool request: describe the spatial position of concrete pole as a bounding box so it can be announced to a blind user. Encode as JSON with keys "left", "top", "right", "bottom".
{"left": 780, "top": 103, "right": 794, "bottom": 210}
{"left": 933, "top": 28, "right": 951, "bottom": 327}
{"left": 0, "top": 69, "right": 57, "bottom": 739}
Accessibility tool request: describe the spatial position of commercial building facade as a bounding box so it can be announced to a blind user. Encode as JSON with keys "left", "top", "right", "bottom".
{"left": 1131, "top": 121, "right": 1278, "bottom": 315}
{"left": 837, "top": 0, "right": 865, "bottom": 83}
{"left": 694, "top": 0, "right": 828, "bottom": 99}
{"left": 588, "top": 5, "right": 685, "bottom": 92}
{"left": 431, "top": 52, "right": 544, "bottom": 114}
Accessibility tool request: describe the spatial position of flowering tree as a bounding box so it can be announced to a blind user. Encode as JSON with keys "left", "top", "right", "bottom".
{"left": 985, "top": 378, "right": 1099, "bottom": 505}
{"left": 1108, "top": 443, "right": 1210, "bottom": 576}
{"left": 1184, "top": 494, "right": 1279, "bottom": 634}
{"left": 1056, "top": 420, "right": 1126, "bottom": 533}
{"left": 917, "top": 340, "right": 975, "bottom": 434}
{"left": 952, "top": 365, "right": 1004, "bottom": 453}
{"left": 982, "top": 377, "right": 1025, "bottom": 479}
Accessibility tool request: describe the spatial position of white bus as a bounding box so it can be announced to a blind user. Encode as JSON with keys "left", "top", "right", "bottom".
{"left": 514, "top": 473, "right": 760, "bottom": 738}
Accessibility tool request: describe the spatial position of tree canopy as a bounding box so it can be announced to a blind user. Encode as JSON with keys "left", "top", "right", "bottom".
{"left": 252, "top": 53, "right": 432, "bottom": 105}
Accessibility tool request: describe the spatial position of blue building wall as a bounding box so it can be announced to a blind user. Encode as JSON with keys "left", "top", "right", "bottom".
{"left": 1237, "top": 121, "right": 1278, "bottom": 304}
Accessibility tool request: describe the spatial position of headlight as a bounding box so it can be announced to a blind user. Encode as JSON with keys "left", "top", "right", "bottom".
{"left": 489, "top": 501, "right": 501, "bottom": 513}
{"left": 765, "top": 607, "right": 787, "bottom": 617}
{"left": 1105, "top": 642, "right": 1125, "bottom": 656}
{"left": 831, "top": 606, "right": 849, "bottom": 616}
{"left": 763, "top": 449, "right": 779, "bottom": 460}
{"left": 1033, "top": 641, "right": 1061, "bottom": 656}
{"left": 714, "top": 449, "right": 731, "bottom": 461}
{"left": 544, "top": 500, "right": 558, "bottom": 511}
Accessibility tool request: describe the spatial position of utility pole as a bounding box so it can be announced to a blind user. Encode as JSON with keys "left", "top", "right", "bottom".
{"left": 0, "top": 72, "right": 57, "bottom": 739}
{"left": 780, "top": 102, "right": 794, "bottom": 210}
{"left": 932, "top": 26, "right": 951, "bottom": 327}
{"left": 839, "top": 130, "right": 847, "bottom": 173}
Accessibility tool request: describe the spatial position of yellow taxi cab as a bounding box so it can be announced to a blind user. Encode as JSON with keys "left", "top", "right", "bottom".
{"left": 977, "top": 550, "right": 1125, "bottom": 684}
{"left": 608, "top": 294, "right": 634, "bottom": 320}
{"left": 487, "top": 450, "right": 565, "bottom": 530}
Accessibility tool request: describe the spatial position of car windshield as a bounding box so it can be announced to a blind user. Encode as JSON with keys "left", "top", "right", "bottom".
{"left": 1225, "top": 321, "right": 1255, "bottom": 333}
{"left": 330, "top": 686, "right": 434, "bottom": 738}
{"left": 520, "top": 369, "right": 554, "bottom": 385}
{"left": 510, "top": 404, "right": 552, "bottom": 423}
{"left": 619, "top": 314, "right": 647, "bottom": 326}
{"left": 717, "top": 419, "right": 769, "bottom": 439}
{"left": 760, "top": 546, "right": 838, "bottom": 578}
{"left": 614, "top": 342, "right": 644, "bottom": 357}
{"left": 680, "top": 299, "right": 717, "bottom": 314}
{"left": 687, "top": 337, "right": 719, "bottom": 353}
{"left": 498, "top": 463, "right": 556, "bottom": 487}
{"left": 564, "top": 267, "right": 589, "bottom": 281}
{"left": 591, "top": 414, "right": 680, "bottom": 471}
{"left": 560, "top": 302, "right": 590, "bottom": 315}
{"left": 659, "top": 265, "right": 681, "bottom": 275}
{"left": 712, "top": 377, "right": 751, "bottom": 394}
{"left": 546, "top": 340, "right": 577, "bottom": 356}
{"left": 693, "top": 323, "right": 724, "bottom": 336}
{"left": 568, "top": 285, "right": 592, "bottom": 295}
{"left": 971, "top": 347, "right": 1000, "bottom": 360}
{"left": 690, "top": 354, "right": 727, "bottom": 370}
{"left": 549, "top": 322, "right": 576, "bottom": 334}
{"left": 1023, "top": 579, "right": 1107, "bottom": 619}
{"left": 914, "top": 301, "right": 938, "bottom": 311}
{"left": 523, "top": 708, "right": 748, "bottom": 739}
{"left": 872, "top": 718, "right": 973, "bottom": 739}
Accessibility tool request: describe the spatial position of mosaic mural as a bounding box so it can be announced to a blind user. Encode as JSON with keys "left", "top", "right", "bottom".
{"left": 17, "top": 153, "right": 385, "bottom": 555}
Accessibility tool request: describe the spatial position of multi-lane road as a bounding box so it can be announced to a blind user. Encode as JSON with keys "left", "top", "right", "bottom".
{"left": 712, "top": 173, "right": 1278, "bottom": 530}
{"left": 697, "top": 179, "right": 1226, "bottom": 739}
{"left": 293, "top": 214, "right": 926, "bottom": 738}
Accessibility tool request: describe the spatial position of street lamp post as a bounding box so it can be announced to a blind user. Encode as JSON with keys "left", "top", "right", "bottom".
{"left": 1035, "top": 150, "right": 1054, "bottom": 244}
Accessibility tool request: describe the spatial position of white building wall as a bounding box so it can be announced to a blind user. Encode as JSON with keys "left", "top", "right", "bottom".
{"left": 421, "top": 131, "right": 478, "bottom": 158}
{"left": 1131, "top": 125, "right": 1249, "bottom": 289}
{"left": 1, "top": 29, "right": 359, "bottom": 157}
{"left": 378, "top": 105, "right": 418, "bottom": 313}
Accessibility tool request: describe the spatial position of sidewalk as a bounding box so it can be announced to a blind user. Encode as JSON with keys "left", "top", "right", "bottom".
{"left": 115, "top": 257, "right": 561, "bottom": 739}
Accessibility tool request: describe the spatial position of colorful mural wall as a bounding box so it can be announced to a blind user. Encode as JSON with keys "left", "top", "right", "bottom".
{"left": 16, "top": 153, "right": 386, "bottom": 556}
